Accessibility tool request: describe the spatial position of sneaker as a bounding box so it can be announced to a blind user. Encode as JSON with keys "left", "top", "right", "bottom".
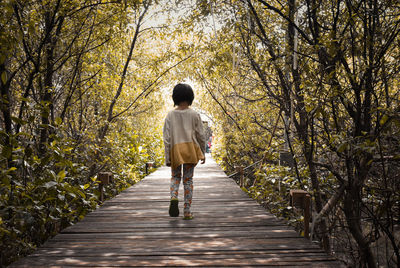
{"left": 169, "top": 198, "right": 179, "bottom": 217}
{"left": 183, "top": 213, "right": 194, "bottom": 220}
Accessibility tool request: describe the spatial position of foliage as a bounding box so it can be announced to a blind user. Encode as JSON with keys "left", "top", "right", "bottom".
{"left": 181, "top": 0, "right": 400, "bottom": 267}
{"left": 0, "top": 0, "right": 174, "bottom": 266}
{"left": 2, "top": 0, "right": 400, "bottom": 267}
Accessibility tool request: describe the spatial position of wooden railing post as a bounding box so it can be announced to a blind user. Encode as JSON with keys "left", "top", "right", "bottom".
{"left": 145, "top": 162, "right": 154, "bottom": 175}
{"left": 290, "top": 189, "right": 311, "bottom": 238}
{"left": 98, "top": 172, "right": 113, "bottom": 202}
{"left": 304, "top": 194, "right": 311, "bottom": 238}
{"left": 235, "top": 166, "right": 244, "bottom": 187}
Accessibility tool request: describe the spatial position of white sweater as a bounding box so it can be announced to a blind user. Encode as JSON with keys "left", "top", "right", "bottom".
{"left": 163, "top": 108, "right": 206, "bottom": 169}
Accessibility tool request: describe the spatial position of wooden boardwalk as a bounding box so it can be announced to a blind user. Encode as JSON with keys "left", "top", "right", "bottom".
{"left": 11, "top": 156, "right": 344, "bottom": 267}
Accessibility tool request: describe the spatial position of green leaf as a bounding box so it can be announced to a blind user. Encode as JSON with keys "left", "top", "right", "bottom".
{"left": 337, "top": 143, "right": 348, "bottom": 153}
{"left": 41, "top": 155, "right": 51, "bottom": 165}
{"left": 2, "top": 145, "right": 12, "bottom": 159}
{"left": 75, "top": 189, "right": 86, "bottom": 199}
{"left": 57, "top": 170, "right": 66, "bottom": 180}
{"left": 83, "top": 184, "right": 90, "bottom": 190}
{"left": 16, "top": 132, "right": 31, "bottom": 138}
{"left": 2, "top": 176, "right": 10, "bottom": 187}
{"left": 55, "top": 117, "right": 62, "bottom": 126}
{"left": 1, "top": 71, "right": 7, "bottom": 84}
{"left": 380, "top": 114, "right": 389, "bottom": 126}
{"left": 11, "top": 116, "right": 27, "bottom": 125}
{"left": 0, "top": 54, "right": 6, "bottom": 64}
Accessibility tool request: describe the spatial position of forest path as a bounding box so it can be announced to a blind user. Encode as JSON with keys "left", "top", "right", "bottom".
{"left": 10, "top": 155, "right": 344, "bottom": 267}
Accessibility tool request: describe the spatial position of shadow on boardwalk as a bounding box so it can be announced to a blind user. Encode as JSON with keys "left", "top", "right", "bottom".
{"left": 10, "top": 155, "right": 344, "bottom": 267}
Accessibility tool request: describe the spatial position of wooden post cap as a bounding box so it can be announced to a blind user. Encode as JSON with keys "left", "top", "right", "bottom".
{"left": 290, "top": 189, "right": 309, "bottom": 209}
{"left": 234, "top": 166, "right": 244, "bottom": 173}
{"left": 290, "top": 189, "right": 311, "bottom": 238}
{"left": 234, "top": 166, "right": 245, "bottom": 187}
{"left": 98, "top": 172, "right": 113, "bottom": 184}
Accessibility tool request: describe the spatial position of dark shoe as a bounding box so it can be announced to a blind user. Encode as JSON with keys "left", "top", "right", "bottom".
{"left": 169, "top": 198, "right": 179, "bottom": 217}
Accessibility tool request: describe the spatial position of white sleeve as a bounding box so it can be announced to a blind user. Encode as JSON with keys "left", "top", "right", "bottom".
{"left": 163, "top": 115, "right": 171, "bottom": 165}
{"left": 195, "top": 114, "right": 206, "bottom": 157}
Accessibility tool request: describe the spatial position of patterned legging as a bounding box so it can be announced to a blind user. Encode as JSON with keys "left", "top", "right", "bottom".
{"left": 170, "top": 164, "right": 195, "bottom": 215}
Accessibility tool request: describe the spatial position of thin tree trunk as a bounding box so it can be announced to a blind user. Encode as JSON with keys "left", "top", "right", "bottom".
{"left": 89, "top": 4, "right": 149, "bottom": 179}
{"left": 0, "top": 62, "right": 13, "bottom": 167}
{"left": 39, "top": 5, "right": 63, "bottom": 155}
{"left": 343, "top": 183, "right": 376, "bottom": 268}
{"left": 287, "top": 0, "right": 330, "bottom": 251}
{"left": 98, "top": 4, "right": 149, "bottom": 141}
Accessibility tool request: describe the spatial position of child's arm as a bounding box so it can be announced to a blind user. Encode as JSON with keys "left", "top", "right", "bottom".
{"left": 195, "top": 114, "right": 206, "bottom": 163}
{"left": 163, "top": 116, "right": 171, "bottom": 166}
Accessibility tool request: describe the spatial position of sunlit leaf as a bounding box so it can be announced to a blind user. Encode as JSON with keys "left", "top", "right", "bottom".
{"left": 44, "top": 181, "right": 57, "bottom": 189}
{"left": 7, "top": 167, "right": 17, "bottom": 172}
{"left": 379, "top": 114, "right": 389, "bottom": 126}
{"left": 57, "top": 170, "right": 66, "bottom": 180}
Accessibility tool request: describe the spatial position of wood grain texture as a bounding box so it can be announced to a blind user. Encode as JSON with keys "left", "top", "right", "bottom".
{"left": 10, "top": 155, "right": 344, "bottom": 267}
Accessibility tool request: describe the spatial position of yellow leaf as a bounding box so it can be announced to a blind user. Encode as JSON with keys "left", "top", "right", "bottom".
{"left": 55, "top": 117, "right": 62, "bottom": 125}
{"left": 380, "top": 115, "right": 389, "bottom": 126}
{"left": 7, "top": 167, "right": 17, "bottom": 172}
{"left": 57, "top": 170, "right": 66, "bottom": 180}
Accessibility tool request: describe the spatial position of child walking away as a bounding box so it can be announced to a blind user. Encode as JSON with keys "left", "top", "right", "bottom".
{"left": 163, "top": 83, "right": 206, "bottom": 220}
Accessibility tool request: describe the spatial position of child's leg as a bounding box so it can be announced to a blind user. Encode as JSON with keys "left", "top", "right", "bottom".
{"left": 170, "top": 165, "right": 182, "bottom": 199}
{"left": 169, "top": 165, "right": 182, "bottom": 217}
{"left": 182, "top": 164, "right": 195, "bottom": 216}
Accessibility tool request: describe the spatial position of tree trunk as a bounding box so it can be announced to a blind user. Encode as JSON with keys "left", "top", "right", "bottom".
{"left": 98, "top": 3, "right": 148, "bottom": 141}
{"left": 39, "top": 10, "right": 64, "bottom": 155}
{"left": 88, "top": 4, "right": 149, "bottom": 179}
{"left": 0, "top": 62, "right": 13, "bottom": 167}
{"left": 287, "top": 0, "right": 330, "bottom": 251}
{"left": 343, "top": 183, "right": 376, "bottom": 268}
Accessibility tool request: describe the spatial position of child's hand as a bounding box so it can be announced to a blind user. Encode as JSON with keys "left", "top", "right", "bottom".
{"left": 200, "top": 158, "right": 206, "bottom": 164}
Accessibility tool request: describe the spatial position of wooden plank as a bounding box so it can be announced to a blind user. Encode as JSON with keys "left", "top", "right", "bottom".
{"left": 10, "top": 155, "right": 345, "bottom": 267}
{"left": 48, "top": 231, "right": 300, "bottom": 240}
{"left": 60, "top": 222, "right": 286, "bottom": 231}
{"left": 9, "top": 256, "right": 342, "bottom": 267}
{"left": 31, "top": 248, "right": 328, "bottom": 257}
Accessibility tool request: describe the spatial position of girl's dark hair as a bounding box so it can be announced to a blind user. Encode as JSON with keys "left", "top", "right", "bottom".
{"left": 172, "top": 83, "right": 194, "bottom": 106}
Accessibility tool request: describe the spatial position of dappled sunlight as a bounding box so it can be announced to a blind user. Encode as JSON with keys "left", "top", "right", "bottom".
{"left": 2, "top": 0, "right": 395, "bottom": 267}
{"left": 11, "top": 156, "right": 341, "bottom": 267}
